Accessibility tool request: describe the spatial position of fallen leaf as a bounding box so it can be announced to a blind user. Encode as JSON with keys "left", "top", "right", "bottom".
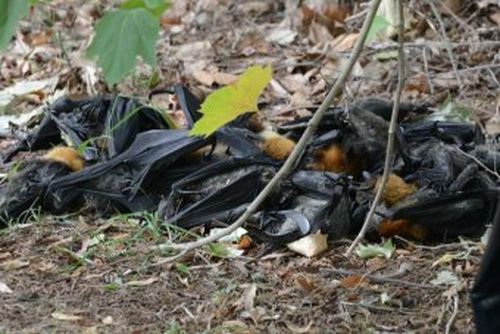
{"left": 51, "top": 312, "right": 84, "bottom": 321}
{"left": 285, "top": 320, "right": 314, "bottom": 333}
{"left": 192, "top": 70, "right": 238, "bottom": 86}
{"left": 340, "top": 275, "right": 366, "bottom": 289}
{"left": 331, "top": 33, "right": 359, "bottom": 52}
{"left": 441, "top": 0, "right": 464, "bottom": 15}
{"left": 355, "top": 239, "right": 395, "bottom": 260}
{"left": 0, "top": 77, "right": 59, "bottom": 107}
{"left": 0, "top": 282, "right": 13, "bottom": 294}
{"left": 287, "top": 232, "right": 328, "bottom": 257}
{"left": 0, "top": 252, "right": 11, "bottom": 260}
{"left": 190, "top": 65, "right": 272, "bottom": 137}
{"left": 430, "top": 270, "right": 460, "bottom": 286}
{"left": 82, "top": 326, "right": 98, "bottom": 334}
{"left": 125, "top": 277, "right": 159, "bottom": 286}
{"left": 1, "top": 258, "right": 30, "bottom": 270}
{"left": 266, "top": 27, "right": 297, "bottom": 45}
{"left": 296, "top": 275, "right": 316, "bottom": 291}
{"left": 490, "top": 12, "right": 500, "bottom": 26}
{"left": 235, "top": 283, "right": 257, "bottom": 311}
{"left": 210, "top": 227, "right": 248, "bottom": 243}
{"left": 308, "top": 21, "right": 334, "bottom": 45}
{"left": 102, "top": 315, "right": 113, "bottom": 325}
{"left": 380, "top": 292, "right": 391, "bottom": 304}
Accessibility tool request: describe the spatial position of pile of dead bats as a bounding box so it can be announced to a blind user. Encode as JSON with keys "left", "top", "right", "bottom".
{"left": 2, "top": 85, "right": 500, "bottom": 331}
{"left": 0, "top": 85, "right": 499, "bottom": 244}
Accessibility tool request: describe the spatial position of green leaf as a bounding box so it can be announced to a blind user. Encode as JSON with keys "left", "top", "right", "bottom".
{"left": 121, "top": 0, "right": 171, "bottom": 18}
{"left": 175, "top": 262, "right": 190, "bottom": 275}
{"left": 207, "top": 243, "right": 230, "bottom": 258}
{"left": 366, "top": 15, "right": 391, "bottom": 42}
{"left": 190, "top": 65, "right": 272, "bottom": 137}
{"left": 87, "top": 8, "right": 159, "bottom": 85}
{"left": 428, "top": 97, "right": 473, "bottom": 123}
{"left": 0, "top": 0, "right": 30, "bottom": 51}
{"left": 355, "top": 239, "right": 395, "bottom": 259}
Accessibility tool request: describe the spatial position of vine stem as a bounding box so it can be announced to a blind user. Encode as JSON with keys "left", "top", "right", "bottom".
{"left": 154, "top": 0, "right": 383, "bottom": 261}
{"left": 344, "top": 0, "right": 406, "bottom": 256}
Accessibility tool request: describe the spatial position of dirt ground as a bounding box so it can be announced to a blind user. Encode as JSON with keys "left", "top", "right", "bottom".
{"left": 1, "top": 0, "right": 499, "bottom": 333}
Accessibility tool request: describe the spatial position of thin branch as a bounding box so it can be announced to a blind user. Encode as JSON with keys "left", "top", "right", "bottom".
{"left": 445, "top": 291, "right": 459, "bottom": 334}
{"left": 345, "top": 0, "right": 406, "bottom": 257}
{"left": 453, "top": 146, "right": 500, "bottom": 180}
{"left": 154, "top": 0, "right": 384, "bottom": 260}
{"left": 427, "top": 0, "right": 463, "bottom": 89}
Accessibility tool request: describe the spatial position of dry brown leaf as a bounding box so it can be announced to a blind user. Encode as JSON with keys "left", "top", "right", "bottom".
{"left": 295, "top": 274, "right": 316, "bottom": 292}
{"left": 1, "top": 259, "right": 30, "bottom": 271}
{"left": 51, "top": 312, "right": 83, "bottom": 321}
{"left": 340, "top": 275, "right": 366, "bottom": 289}
{"left": 192, "top": 70, "right": 238, "bottom": 86}
{"left": 237, "top": 1, "right": 273, "bottom": 15}
{"left": 308, "top": 22, "right": 334, "bottom": 45}
{"left": 33, "top": 261, "right": 56, "bottom": 273}
{"left": 234, "top": 283, "right": 258, "bottom": 316}
{"left": 28, "top": 30, "right": 53, "bottom": 46}
{"left": 287, "top": 232, "right": 328, "bottom": 257}
{"left": 285, "top": 320, "right": 314, "bottom": 334}
{"left": 441, "top": 0, "right": 464, "bottom": 15}
{"left": 485, "top": 114, "right": 500, "bottom": 136}
{"left": 0, "top": 252, "right": 11, "bottom": 260}
{"left": 490, "top": 12, "right": 500, "bottom": 26}
{"left": 160, "top": 16, "right": 182, "bottom": 27}
{"left": 331, "top": 33, "right": 359, "bottom": 52}
{"left": 404, "top": 73, "right": 430, "bottom": 94}
{"left": 125, "top": 277, "right": 159, "bottom": 286}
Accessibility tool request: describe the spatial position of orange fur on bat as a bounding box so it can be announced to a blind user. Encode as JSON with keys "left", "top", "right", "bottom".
{"left": 310, "top": 145, "right": 346, "bottom": 173}
{"left": 44, "top": 147, "right": 84, "bottom": 172}
{"left": 260, "top": 131, "right": 296, "bottom": 161}
{"left": 378, "top": 219, "right": 428, "bottom": 241}
{"left": 376, "top": 174, "right": 417, "bottom": 206}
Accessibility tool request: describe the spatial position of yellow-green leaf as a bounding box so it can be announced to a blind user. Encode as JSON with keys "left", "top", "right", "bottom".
{"left": 190, "top": 65, "right": 272, "bottom": 137}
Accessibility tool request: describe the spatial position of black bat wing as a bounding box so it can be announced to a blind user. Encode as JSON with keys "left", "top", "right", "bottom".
{"left": 471, "top": 193, "right": 500, "bottom": 334}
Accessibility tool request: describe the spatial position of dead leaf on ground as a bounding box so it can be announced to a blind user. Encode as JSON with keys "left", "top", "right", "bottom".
{"left": 340, "top": 275, "right": 367, "bottom": 289}
{"left": 192, "top": 70, "right": 238, "bottom": 86}
{"left": 295, "top": 274, "right": 316, "bottom": 292}
{"left": 441, "top": 0, "right": 464, "bottom": 15}
{"left": 266, "top": 27, "right": 297, "bottom": 45}
{"left": 235, "top": 283, "right": 257, "bottom": 312}
{"left": 0, "top": 282, "right": 13, "bottom": 294}
{"left": 1, "top": 259, "right": 30, "bottom": 271}
{"left": 287, "top": 232, "right": 328, "bottom": 257}
{"left": 330, "top": 33, "right": 359, "bottom": 52}
{"left": 285, "top": 320, "right": 314, "bottom": 333}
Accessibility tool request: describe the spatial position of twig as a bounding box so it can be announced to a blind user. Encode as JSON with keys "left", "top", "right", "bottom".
{"left": 453, "top": 146, "right": 500, "bottom": 180}
{"left": 345, "top": 0, "right": 406, "bottom": 257}
{"left": 422, "top": 47, "right": 435, "bottom": 95}
{"left": 426, "top": 0, "right": 463, "bottom": 89}
{"left": 153, "top": 0, "right": 384, "bottom": 261}
{"left": 445, "top": 291, "right": 459, "bottom": 334}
